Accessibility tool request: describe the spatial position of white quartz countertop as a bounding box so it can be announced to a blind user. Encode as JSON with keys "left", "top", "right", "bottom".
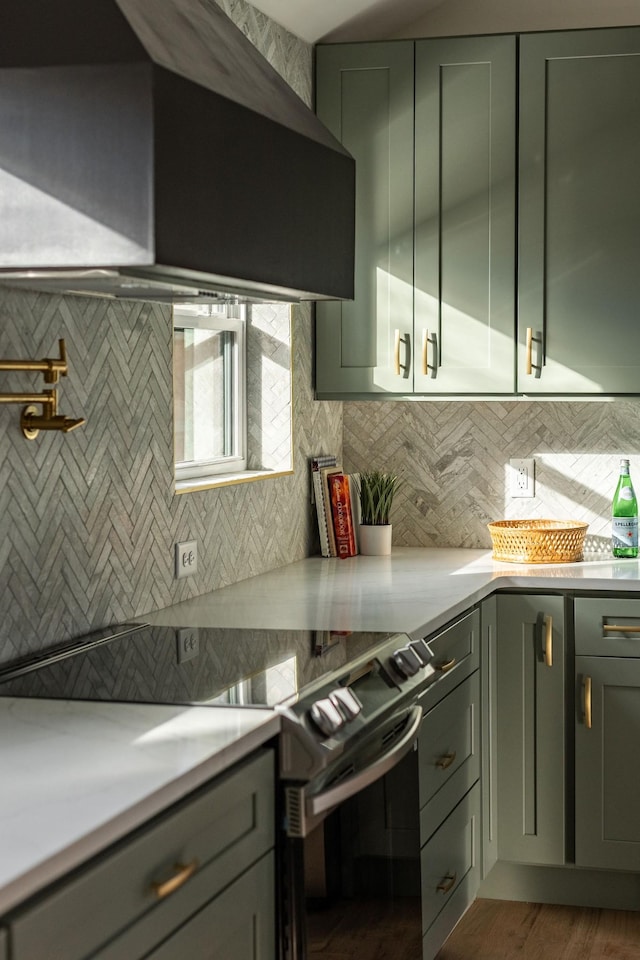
{"left": 144, "top": 546, "right": 640, "bottom": 639}
{"left": 0, "top": 698, "right": 278, "bottom": 915}
{"left": 5, "top": 546, "right": 640, "bottom": 919}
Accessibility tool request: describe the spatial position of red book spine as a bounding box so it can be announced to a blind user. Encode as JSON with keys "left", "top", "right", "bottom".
{"left": 328, "top": 474, "right": 357, "bottom": 558}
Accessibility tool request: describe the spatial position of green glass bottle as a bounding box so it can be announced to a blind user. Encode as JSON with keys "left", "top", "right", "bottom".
{"left": 612, "top": 458, "right": 638, "bottom": 558}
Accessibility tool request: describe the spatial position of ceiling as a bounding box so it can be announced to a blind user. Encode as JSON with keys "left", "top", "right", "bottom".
{"left": 247, "top": 0, "right": 447, "bottom": 43}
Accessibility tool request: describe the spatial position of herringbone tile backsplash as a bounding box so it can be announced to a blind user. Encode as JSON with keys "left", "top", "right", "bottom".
{"left": 344, "top": 400, "right": 640, "bottom": 555}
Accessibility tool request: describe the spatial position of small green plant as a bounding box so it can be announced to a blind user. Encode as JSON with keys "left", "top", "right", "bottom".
{"left": 356, "top": 470, "right": 401, "bottom": 526}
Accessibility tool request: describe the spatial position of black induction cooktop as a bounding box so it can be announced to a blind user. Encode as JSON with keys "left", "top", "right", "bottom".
{"left": 0, "top": 622, "right": 398, "bottom": 709}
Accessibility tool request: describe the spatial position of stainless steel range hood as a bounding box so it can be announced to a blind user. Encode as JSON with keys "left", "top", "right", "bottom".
{"left": 0, "top": 0, "right": 355, "bottom": 304}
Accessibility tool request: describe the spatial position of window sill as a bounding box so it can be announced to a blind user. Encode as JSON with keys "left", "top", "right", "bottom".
{"left": 175, "top": 467, "right": 293, "bottom": 494}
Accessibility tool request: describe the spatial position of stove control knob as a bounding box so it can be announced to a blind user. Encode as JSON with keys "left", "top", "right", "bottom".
{"left": 409, "top": 638, "right": 434, "bottom": 667}
{"left": 391, "top": 645, "right": 422, "bottom": 678}
{"left": 308, "top": 697, "right": 345, "bottom": 737}
{"left": 329, "top": 687, "right": 362, "bottom": 722}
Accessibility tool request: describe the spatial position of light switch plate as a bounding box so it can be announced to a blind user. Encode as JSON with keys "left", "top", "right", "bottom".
{"left": 175, "top": 539, "right": 198, "bottom": 578}
{"left": 510, "top": 458, "right": 535, "bottom": 498}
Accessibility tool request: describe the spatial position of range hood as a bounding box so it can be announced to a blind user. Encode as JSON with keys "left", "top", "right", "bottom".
{"left": 0, "top": 0, "right": 355, "bottom": 303}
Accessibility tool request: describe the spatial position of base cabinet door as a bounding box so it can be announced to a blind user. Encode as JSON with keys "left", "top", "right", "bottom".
{"left": 575, "top": 656, "right": 640, "bottom": 871}
{"left": 145, "top": 852, "right": 275, "bottom": 960}
{"left": 496, "top": 595, "right": 566, "bottom": 865}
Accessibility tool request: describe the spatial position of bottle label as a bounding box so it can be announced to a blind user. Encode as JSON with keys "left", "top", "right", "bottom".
{"left": 612, "top": 517, "right": 638, "bottom": 549}
{"left": 618, "top": 487, "right": 635, "bottom": 501}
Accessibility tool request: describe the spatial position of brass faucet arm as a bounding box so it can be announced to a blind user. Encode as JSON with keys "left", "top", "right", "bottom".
{"left": 0, "top": 338, "right": 69, "bottom": 384}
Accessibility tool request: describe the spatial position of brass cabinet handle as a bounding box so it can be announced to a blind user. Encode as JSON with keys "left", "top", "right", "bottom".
{"left": 583, "top": 676, "right": 592, "bottom": 729}
{"left": 437, "top": 872, "right": 457, "bottom": 894}
{"left": 435, "top": 657, "right": 457, "bottom": 673}
{"left": 435, "top": 751, "right": 456, "bottom": 770}
{"left": 421, "top": 329, "right": 429, "bottom": 376}
{"left": 151, "top": 859, "right": 199, "bottom": 899}
{"left": 394, "top": 329, "right": 401, "bottom": 376}
{"left": 603, "top": 624, "right": 640, "bottom": 633}
{"left": 525, "top": 327, "right": 533, "bottom": 375}
{"left": 543, "top": 614, "right": 553, "bottom": 667}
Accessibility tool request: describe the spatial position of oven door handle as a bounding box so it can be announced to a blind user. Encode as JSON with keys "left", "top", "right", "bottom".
{"left": 307, "top": 704, "right": 423, "bottom": 819}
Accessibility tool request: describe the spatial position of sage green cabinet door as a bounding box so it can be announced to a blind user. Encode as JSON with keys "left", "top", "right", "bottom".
{"left": 519, "top": 28, "right": 640, "bottom": 394}
{"left": 575, "top": 657, "right": 640, "bottom": 871}
{"left": 480, "top": 596, "right": 498, "bottom": 878}
{"left": 145, "top": 852, "right": 275, "bottom": 960}
{"left": 496, "top": 595, "right": 566, "bottom": 865}
{"left": 414, "top": 36, "right": 516, "bottom": 394}
{"left": 315, "top": 42, "right": 414, "bottom": 397}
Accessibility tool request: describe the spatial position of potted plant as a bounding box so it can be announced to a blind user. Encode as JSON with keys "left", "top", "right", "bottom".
{"left": 356, "top": 470, "right": 401, "bottom": 555}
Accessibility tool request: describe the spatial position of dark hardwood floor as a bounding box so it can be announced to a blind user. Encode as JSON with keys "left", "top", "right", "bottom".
{"left": 436, "top": 899, "right": 640, "bottom": 960}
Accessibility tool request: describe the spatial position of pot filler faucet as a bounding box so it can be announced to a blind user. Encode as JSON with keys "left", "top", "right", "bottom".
{"left": 0, "top": 338, "right": 86, "bottom": 438}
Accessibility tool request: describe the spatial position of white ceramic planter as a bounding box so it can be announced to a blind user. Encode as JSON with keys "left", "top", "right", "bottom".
{"left": 359, "top": 523, "right": 392, "bottom": 556}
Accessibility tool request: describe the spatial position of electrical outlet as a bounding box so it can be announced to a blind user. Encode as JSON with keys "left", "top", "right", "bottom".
{"left": 175, "top": 540, "right": 198, "bottom": 579}
{"left": 510, "top": 458, "right": 535, "bottom": 498}
{"left": 176, "top": 628, "right": 199, "bottom": 664}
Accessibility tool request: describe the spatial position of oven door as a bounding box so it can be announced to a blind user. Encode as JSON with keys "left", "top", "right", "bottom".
{"left": 281, "top": 705, "right": 423, "bottom": 960}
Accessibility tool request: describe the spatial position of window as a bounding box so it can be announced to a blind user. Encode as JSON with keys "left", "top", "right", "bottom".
{"left": 173, "top": 303, "right": 247, "bottom": 482}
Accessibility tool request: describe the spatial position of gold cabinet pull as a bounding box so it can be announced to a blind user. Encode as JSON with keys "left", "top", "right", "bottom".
{"left": 603, "top": 624, "right": 640, "bottom": 633}
{"left": 583, "top": 676, "right": 592, "bottom": 729}
{"left": 437, "top": 872, "right": 457, "bottom": 894}
{"left": 525, "top": 327, "right": 533, "bottom": 375}
{"left": 151, "top": 859, "right": 199, "bottom": 899}
{"left": 543, "top": 614, "right": 553, "bottom": 667}
{"left": 421, "top": 329, "right": 429, "bottom": 376}
{"left": 394, "top": 329, "right": 401, "bottom": 376}
{"left": 435, "top": 751, "right": 456, "bottom": 770}
{"left": 435, "top": 657, "right": 456, "bottom": 673}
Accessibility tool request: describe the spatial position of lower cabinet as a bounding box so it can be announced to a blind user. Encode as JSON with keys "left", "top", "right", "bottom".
{"left": 418, "top": 667, "right": 482, "bottom": 959}
{"left": 5, "top": 748, "right": 275, "bottom": 960}
{"left": 495, "top": 594, "right": 566, "bottom": 865}
{"left": 575, "top": 597, "right": 640, "bottom": 872}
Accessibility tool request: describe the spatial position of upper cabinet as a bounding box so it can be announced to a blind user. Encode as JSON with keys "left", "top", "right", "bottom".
{"left": 518, "top": 28, "right": 640, "bottom": 394}
{"left": 316, "top": 28, "right": 640, "bottom": 399}
{"left": 315, "top": 37, "right": 516, "bottom": 398}
{"left": 414, "top": 37, "right": 516, "bottom": 394}
{"left": 315, "top": 42, "right": 415, "bottom": 396}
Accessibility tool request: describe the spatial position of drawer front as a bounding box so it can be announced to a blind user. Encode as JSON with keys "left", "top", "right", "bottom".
{"left": 419, "top": 609, "right": 480, "bottom": 713}
{"left": 420, "top": 783, "right": 481, "bottom": 935}
{"left": 419, "top": 671, "right": 480, "bottom": 841}
{"left": 575, "top": 597, "right": 640, "bottom": 656}
{"left": 11, "top": 748, "right": 274, "bottom": 960}
{"left": 120, "top": 852, "right": 274, "bottom": 960}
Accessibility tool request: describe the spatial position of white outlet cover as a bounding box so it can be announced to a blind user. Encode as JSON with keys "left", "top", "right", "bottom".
{"left": 175, "top": 540, "right": 198, "bottom": 578}
{"left": 509, "top": 459, "right": 535, "bottom": 498}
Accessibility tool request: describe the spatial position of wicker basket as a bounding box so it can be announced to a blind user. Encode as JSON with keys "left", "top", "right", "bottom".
{"left": 487, "top": 519, "right": 589, "bottom": 564}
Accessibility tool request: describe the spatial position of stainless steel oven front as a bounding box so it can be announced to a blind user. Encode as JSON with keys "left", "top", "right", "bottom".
{"left": 276, "top": 633, "right": 438, "bottom": 960}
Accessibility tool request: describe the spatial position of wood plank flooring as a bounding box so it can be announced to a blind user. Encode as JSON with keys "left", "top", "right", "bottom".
{"left": 436, "top": 899, "right": 640, "bottom": 960}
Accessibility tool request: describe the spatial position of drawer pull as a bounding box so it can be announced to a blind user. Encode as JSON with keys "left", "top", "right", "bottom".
{"left": 152, "top": 859, "right": 199, "bottom": 899}
{"left": 437, "top": 872, "right": 457, "bottom": 894}
{"left": 435, "top": 657, "right": 456, "bottom": 673}
{"left": 583, "top": 676, "right": 592, "bottom": 729}
{"left": 394, "top": 329, "right": 401, "bottom": 376}
{"left": 435, "top": 751, "right": 456, "bottom": 770}
{"left": 543, "top": 614, "right": 553, "bottom": 667}
{"left": 602, "top": 624, "right": 640, "bottom": 633}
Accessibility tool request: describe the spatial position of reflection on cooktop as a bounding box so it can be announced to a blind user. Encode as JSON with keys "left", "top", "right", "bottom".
{"left": 0, "top": 625, "right": 393, "bottom": 708}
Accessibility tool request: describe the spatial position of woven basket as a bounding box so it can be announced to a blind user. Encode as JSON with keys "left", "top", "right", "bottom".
{"left": 487, "top": 519, "right": 589, "bottom": 563}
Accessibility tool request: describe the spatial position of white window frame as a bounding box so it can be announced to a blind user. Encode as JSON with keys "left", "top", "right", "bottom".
{"left": 173, "top": 303, "right": 247, "bottom": 483}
